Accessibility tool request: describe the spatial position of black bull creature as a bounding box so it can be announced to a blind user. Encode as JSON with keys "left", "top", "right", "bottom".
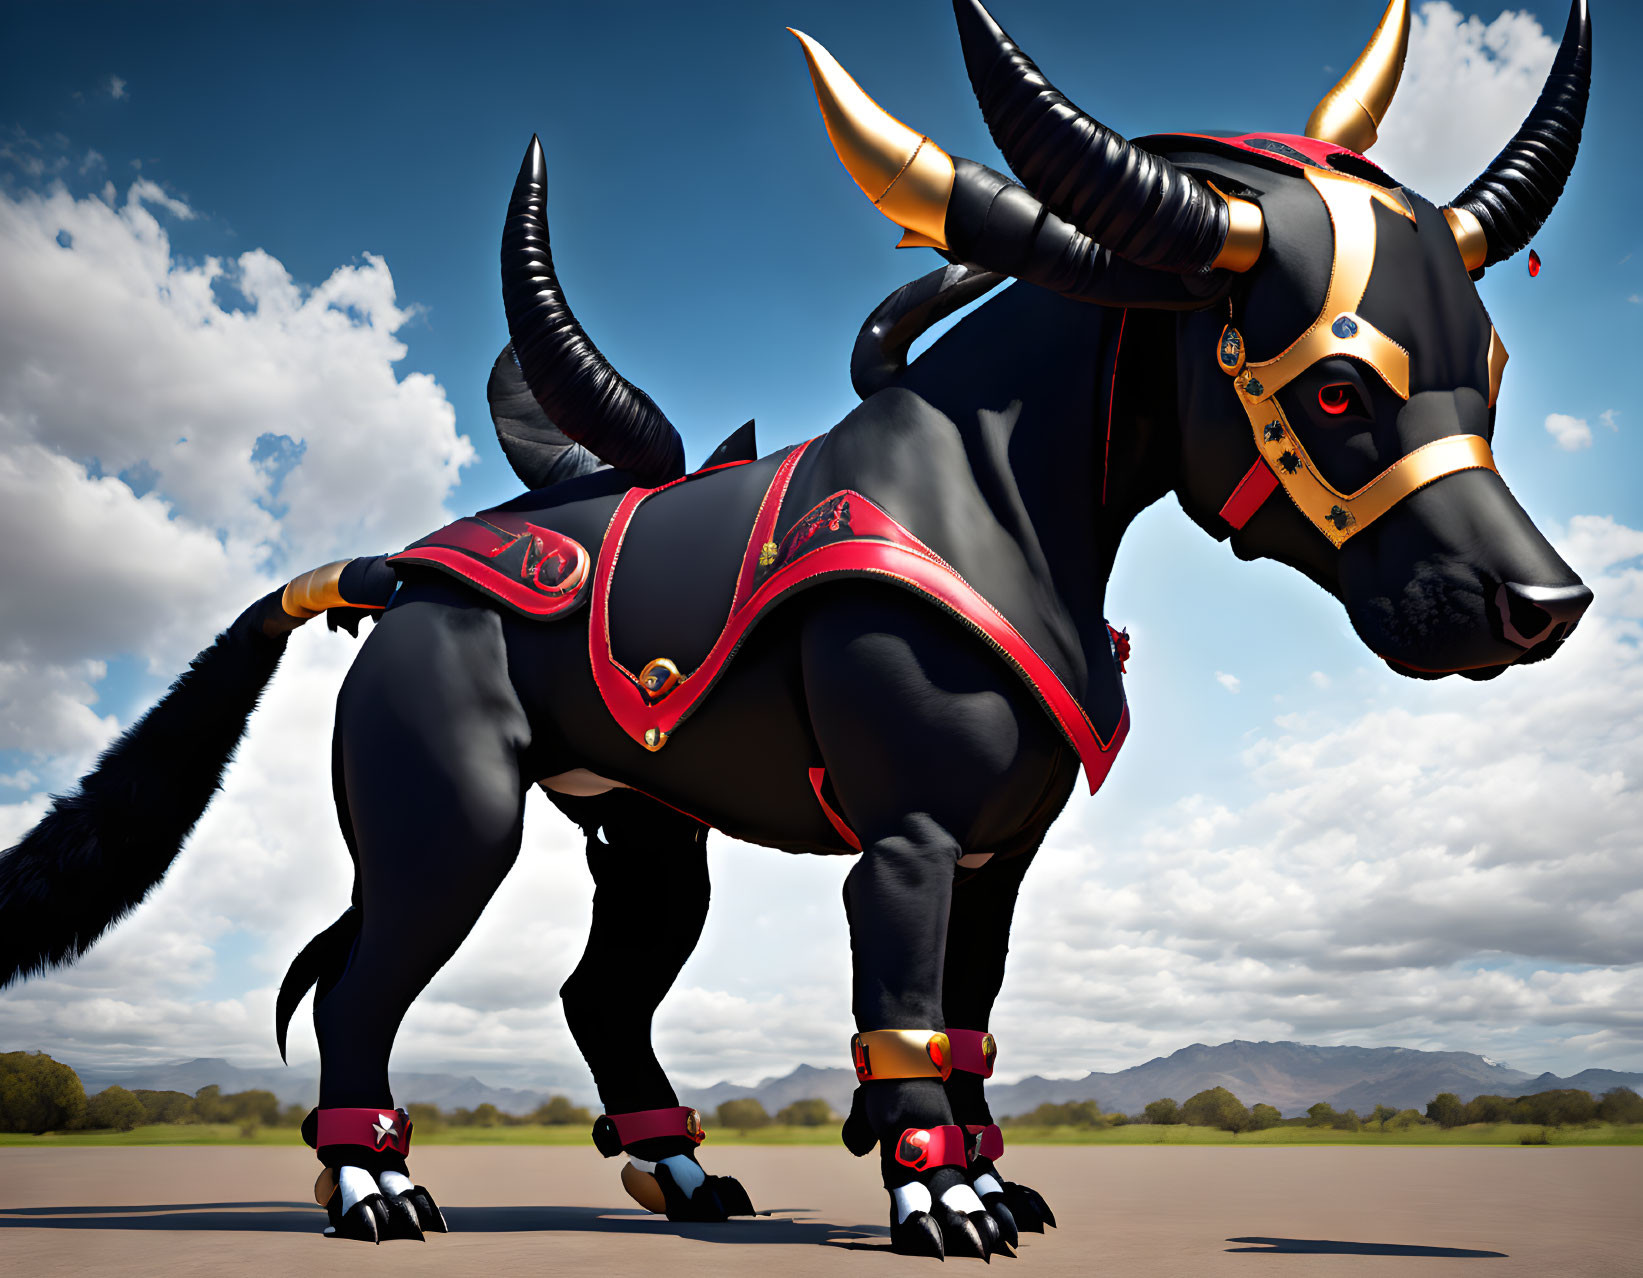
{"left": 0, "top": 0, "right": 1596, "bottom": 1260}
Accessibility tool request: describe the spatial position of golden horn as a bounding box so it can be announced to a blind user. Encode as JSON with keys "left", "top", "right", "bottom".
{"left": 790, "top": 28, "right": 954, "bottom": 251}
{"left": 1304, "top": 0, "right": 1410, "bottom": 153}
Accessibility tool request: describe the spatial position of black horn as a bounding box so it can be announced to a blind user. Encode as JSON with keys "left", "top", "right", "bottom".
{"left": 952, "top": 0, "right": 1236, "bottom": 275}
{"left": 500, "top": 136, "right": 686, "bottom": 487}
{"left": 1448, "top": 0, "right": 1591, "bottom": 269}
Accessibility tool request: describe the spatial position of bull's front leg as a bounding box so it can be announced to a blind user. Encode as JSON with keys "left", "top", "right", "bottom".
{"left": 841, "top": 818, "right": 1006, "bottom": 1260}
{"left": 802, "top": 590, "right": 1071, "bottom": 1259}
{"left": 943, "top": 848, "right": 1056, "bottom": 1238}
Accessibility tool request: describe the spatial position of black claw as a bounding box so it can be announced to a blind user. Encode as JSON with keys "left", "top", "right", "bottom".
{"left": 934, "top": 1201, "right": 989, "bottom": 1260}
{"left": 1001, "top": 1182, "right": 1053, "bottom": 1232}
{"left": 404, "top": 1186, "right": 449, "bottom": 1233}
{"left": 656, "top": 1163, "right": 758, "bottom": 1222}
{"left": 982, "top": 1194, "right": 1019, "bottom": 1250}
{"left": 709, "top": 1174, "right": 757, "bottom": 1217}
{"left": 890, "top": 1208, "right": 947, "bottom": 1259}
{"left": 326, "top": 1192, "right": 387, "bottom": 1243}
{"left": 380, "top": 1191, "right": 425, "bottom": 1241}
{"left": 969, "top": 1208, "right": 1002, "bottom": 1258}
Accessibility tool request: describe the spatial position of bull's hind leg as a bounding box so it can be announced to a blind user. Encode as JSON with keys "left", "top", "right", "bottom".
{"left": 306, "top": 593, "right": 531, "bottom": 1242}
{"left": 943, "top": 849, "right": 1056, "bottom": 1240}
{"left": 551, "top": 790, "right": 755, "bottom": 1221}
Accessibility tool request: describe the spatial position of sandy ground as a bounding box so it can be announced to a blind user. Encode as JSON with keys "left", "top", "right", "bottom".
{"left": 1, "top": 1144, "right": 1639, "bottom": 1276}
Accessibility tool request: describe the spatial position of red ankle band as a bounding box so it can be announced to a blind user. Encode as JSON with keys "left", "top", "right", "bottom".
{"left": 600, "top": 1106, "right": 705, "bottom": 1151}
{"left": 892, "top": 1124, "right": 968, "bottom": 1173}
{"left": 315, "top": 1107, "right": 412, "bottom": 1156}
{"left": 966, "top": 1123, "right": 1004, "bottom": 1161}
{"left": 947, "top": 1029, "right": 997, "bottom": 1078}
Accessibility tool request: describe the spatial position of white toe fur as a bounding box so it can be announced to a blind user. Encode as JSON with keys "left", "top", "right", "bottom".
{"left": 940, "top": 1183, "right": 987, "bottom": 1216}
{"left": 890, "top": 1181, "right": 934, "bottom": 1223}
{"left": 973, "top": 1172, "right": 1004, "bottom": 1198}
{"left": 338, "top": 1165, "right": 379, "bottom": 1213}
{"left": 377, "top": 1170, "right": 414, "bottom": 1198}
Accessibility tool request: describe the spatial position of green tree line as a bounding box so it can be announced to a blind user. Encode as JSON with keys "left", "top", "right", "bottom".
{"left": 9, "top": 1051, "right": 1639, "bottom": 1138}
{"left": 0, "top": 1052, "right": 844, "bottom": 1136}
{"left": 1001, "top": 1082, "right": 1643, "bottom": 1134}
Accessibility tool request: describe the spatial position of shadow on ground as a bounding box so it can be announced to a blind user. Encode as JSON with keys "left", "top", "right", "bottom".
{"left": 1228, "top": 1237, "right": 1507, "bottom": 1258}
{"left": 0, "top": 1202, "right": 888, "bottom": 1248}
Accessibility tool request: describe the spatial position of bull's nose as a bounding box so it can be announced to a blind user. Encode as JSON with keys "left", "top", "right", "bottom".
{"left": 1494, "top": 581, "right": 1593, "bottom": 649}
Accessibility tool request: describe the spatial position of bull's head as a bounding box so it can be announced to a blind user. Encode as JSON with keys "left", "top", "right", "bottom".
{"left": 798, "top": 0, "right": 1594, "bottom": 679}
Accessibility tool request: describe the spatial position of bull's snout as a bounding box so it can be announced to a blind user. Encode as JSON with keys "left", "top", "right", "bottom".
{"left": 1493, "top": 581, "right": 1593, "bottom": 650}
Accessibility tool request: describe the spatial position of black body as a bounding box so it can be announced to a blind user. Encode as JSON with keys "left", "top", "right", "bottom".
{"left": 0, "top": 0, "right": 1596, "bottom": 1260}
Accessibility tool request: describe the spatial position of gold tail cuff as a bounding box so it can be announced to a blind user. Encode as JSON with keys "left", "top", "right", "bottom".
{"left": 791, "top": 28, "right": 954, "bottom": 251}
{"left": 280, "top": 560, "right": 354, "bottom": 620}
{"left": 851, "top": 1029, "right": 953, "bottom": 1082}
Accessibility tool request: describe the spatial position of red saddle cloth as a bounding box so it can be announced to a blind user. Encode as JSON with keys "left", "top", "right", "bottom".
{"left": 389, "top": 512, "right": 592, "bottom": 618}
{"left": 390, "top": 440, "right": 1126, "bottom": 795}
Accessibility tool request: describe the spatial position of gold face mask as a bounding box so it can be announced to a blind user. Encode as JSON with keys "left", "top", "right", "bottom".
{"left": 1217, "top": 168, "right": 1503, "bottom": 549}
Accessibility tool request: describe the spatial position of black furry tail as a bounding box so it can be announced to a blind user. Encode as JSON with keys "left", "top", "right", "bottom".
{"left": 0, "top": 593, "right": 294, "bottom": 988}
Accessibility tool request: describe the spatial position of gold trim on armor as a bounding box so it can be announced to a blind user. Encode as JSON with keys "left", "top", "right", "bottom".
{"left": 851, "top": 1029, "right": 953, "bottom": 1082}
{"left": 1242, "top": 389, "right": 1497, "bottom": 548}
{"left": 790, "top": 28, "right": 955, "bottom": 251}
{"left": 1241, "top": 169, "right": 1412, "bottom": 404}
{"left": 1223, "top": 163, "right": 1498, "bottom": 546}
{"left": 1304, "top": 0, "right": 1410, "bottom": 153}
{"left": 1443, "top": 205, "right": 1488, "bottom": 274}
{"left": 1487, "top": 327, "right": 1509, "bottom": 409}
{"left": 281, "top": 560, "right": 353, "bottom": 619}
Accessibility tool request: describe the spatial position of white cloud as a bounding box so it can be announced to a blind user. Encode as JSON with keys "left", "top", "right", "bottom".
{"left": 0, "top": 177, "right": 474, "bottom": 752}
{"left": 1600, "top": 410, "right": 1619, "bottom": 433}
{"left": 1545, "top": 413, "right": 1592, "bottom": 451}
{"left": 1215, "top": 670, "right": 1241, "bottom": 693}
{"left": 0, "top": 172, "right": 477, "bottom": 1046}
{"left": 1309, "top": 671, "right": 1331, "bottom": 690}
{"left": 1374, "top": 2, "right": 1558, "bottom": 201}
{"left": 107, "top": 76, "right": 126, "bottom": 101}
{"left": 1629, "top": 295, "right": 1642, "bottom": 305}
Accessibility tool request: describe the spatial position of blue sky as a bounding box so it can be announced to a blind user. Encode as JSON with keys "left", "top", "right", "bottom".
{"left": 2, "top": 1, "right": 1641, "bottom": 1092}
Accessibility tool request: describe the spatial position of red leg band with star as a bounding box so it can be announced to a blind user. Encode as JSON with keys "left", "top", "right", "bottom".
{"left": 316, "top": 1107, "right": 412, "bottom": 1156}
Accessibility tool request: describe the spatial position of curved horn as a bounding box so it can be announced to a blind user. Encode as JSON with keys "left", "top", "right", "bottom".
{"left": 500, "top": 137, "right": 686, "bottom": 487}
{"left": 1304, "top": 0, "right": 1410, "bottom": 153}
{"left": 951, "top": 0, "right": 1259, "bottom": 274}
{"left": 790, "top": 29, "right": 955, "bottom": 250}
{"left": 795, "top": 30, "right": 1240, "bottom": 310}
{"left": 1446, "top": 0, "right": 1591, "bottom": 271}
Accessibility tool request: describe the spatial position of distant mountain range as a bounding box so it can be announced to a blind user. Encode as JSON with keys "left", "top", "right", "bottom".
{"left": 74, "top": 1058, "right": 564, "bottom": 1115}
{"left": 69, "top": 1041, "right": 1643, "bottom": 1120}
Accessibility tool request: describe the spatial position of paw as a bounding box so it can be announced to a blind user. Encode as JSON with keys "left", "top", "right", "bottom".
{"left": 973, "top": 1169, "right": 1055, "bottom": 1233}
{"left": 317, "top": 1166, "right": 433, "bottom": 1242}
{"left": 888, "top": 1178, "right": 1009, "bottom": 1260}
{"left": 621, "top": 1154, "right": 756, "bottom": 1222}
{"left": 379, "top": 1169, "right": 449, "bottom": 1234}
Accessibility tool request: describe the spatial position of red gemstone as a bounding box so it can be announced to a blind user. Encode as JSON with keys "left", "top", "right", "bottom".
{"left": 1528, "top": 249, "right": 1541, "bottom": 277}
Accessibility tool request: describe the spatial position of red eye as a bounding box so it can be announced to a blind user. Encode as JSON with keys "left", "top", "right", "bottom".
{"left": 1318, "top": 383, "right": 1355, "bottom": 416}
